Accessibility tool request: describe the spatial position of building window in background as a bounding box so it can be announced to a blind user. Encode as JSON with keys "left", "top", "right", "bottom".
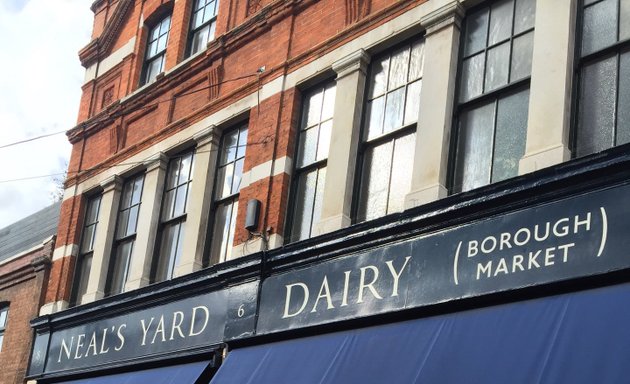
{"left": 0, "top": 305, "right": 8, "bottom": 352}
{"left": 70, "top": 195, "right": 102, "bottom": 306}
{"left": 209, "top": 124, "right": 248, "bottom": 263}
{"left": 105, "top": 174, "right": 144, "bottom": 296}
{"left": 575, "top": 0, "right": 630, "bottom": 157}
{"left": 142, "top": 15, "right": 171, "bottom": 85}
{"left": 153, "top": 151, "right": 194, "bottom": 282}
{"left": 288, "top": 81, "right": 335, "bottom": 242}
{"left": 355, "top": 37, "right": 424, "bottom": 222}
{"left": 188, "top": 0, "right": 219, "bottom": 56}
{"left": 452, "top": 0, "right": 535, "bottom": 193}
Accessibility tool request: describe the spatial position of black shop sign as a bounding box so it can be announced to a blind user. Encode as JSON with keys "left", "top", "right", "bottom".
{"left": 257, "top": 182, "right": 630, "bottom": 333}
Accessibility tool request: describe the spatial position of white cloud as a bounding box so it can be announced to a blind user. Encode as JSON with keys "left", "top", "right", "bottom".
{"left": 0, "top": 0, "right": 92, "bottom": 228}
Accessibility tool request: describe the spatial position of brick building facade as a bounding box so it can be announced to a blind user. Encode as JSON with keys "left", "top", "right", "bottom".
{"left": 0, "top": 203, "right": 58, "bottom": 384}
{"left": 28, "top": 0, "right": 630, "bottom": 382}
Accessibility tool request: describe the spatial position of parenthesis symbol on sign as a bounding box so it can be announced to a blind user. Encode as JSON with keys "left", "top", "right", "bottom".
{"left": 453, "top": 241, "right": 462, "bottom": 285}
{"left": 597, "top": 207, "right": 608, "bottom": 257}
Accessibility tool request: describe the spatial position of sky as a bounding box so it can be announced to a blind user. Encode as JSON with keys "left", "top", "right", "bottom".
{"left": 0, "top": 0, "right": 92, "bottom": 228}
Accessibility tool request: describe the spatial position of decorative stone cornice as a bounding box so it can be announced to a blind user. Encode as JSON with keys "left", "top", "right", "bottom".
{"left": 420, "top": 1, "right": 465, "bottom": 36}
{"left": 193, "top": 125, "right": 219, "bottom": 147}
{"left": 31, "top": 256, "right": 52, "bottom": 273}
{"left": 144, "top": 152, "right": 169, "bottom": 172}
{"left": 100, "top": 174, "right": 123, "bottom": 193}
{"left": 79, "top": 0, "right": 135, "bottom": 68}
{"left": 332, "top": 49, "right": 370, "bottom": 79}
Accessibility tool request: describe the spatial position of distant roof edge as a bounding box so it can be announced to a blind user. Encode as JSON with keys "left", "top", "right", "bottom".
{"left": 0, "top": 202, "right": 61, "bottom": 263}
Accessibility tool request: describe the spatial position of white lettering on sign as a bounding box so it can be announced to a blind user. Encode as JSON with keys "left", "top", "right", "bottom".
{"left": 452, "top": 209, "right": 608, "bottom": 284}
{"left": 57, "top": 324, "right": 126, "bottom": 363}
{"left": 57, "top": 305, "right": 212, "bottom": 364}
{"left": 282, "top": 256, "right": 411, "bottom": 319}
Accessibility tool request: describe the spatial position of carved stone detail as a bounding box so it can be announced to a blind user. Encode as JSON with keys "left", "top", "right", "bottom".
{"left": 109, "top": 123, "right": 126, "bottom": 153}
{"left": 345, "top": 0, "right": 370, "bottom": 25}
{"left": 248, "top": 0, "right": 263, "bottom": 16}
{"left": 208, "top": 63, "right": 224, "bottom": 100}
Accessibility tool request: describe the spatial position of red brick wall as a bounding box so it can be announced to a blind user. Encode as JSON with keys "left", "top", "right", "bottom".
{"left": 0, "top": 242, "right": 52, "bottom": 384}
{"left": 51, "top": 0, "right": 428, "bottom": 309}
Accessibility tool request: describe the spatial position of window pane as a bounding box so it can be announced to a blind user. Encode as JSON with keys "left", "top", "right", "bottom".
{"left": 86, "top": 197, "right": 101, "bottom": 224}
{"left": 211, "top": 200, "right": 237, "bottom": 262}
{"left": 317, "top": 120, "right": 332, "bottom": 162}
{"left": 145, "top": 56, "right": 163, "bottom": 84}
{"left": 121, "top": 182, "right": 134, "bottom": 208}
{"left": 409, "top": 40, "right": 425, "bottom": 81}
{"left": 155, "top": 222, "right": 183, "bottom": 281}
{"left": 388, "top": 133, "right": 415, "bottom": 214}
{"left": 369, "top": 57, "right": 390, "bottom": 98}
{"left": 236, "top": 127, "right": 248, "bottom": 159}
{"left": 492, "top": 89, "right": 529, "bottom": 183}
{"left": 464, "top": 8, "right": 489, "bottom": 56}
{"left": 617, "top": 51, "right": 630, "bottom": 145}
{"left": 404, "top": 80, "right": 422, "bottom": 126}
{"left": 159, "top": 17, "right": 171, "bottom": 36}
{"left": 202, "top": 1, "right": 215, "bottom": 23}
{"left": 485, "top": 42, "right": 510, "bottom": 92}
{"left": 193, "top": 9, "right": 204, "bottom": 29}
{"left": 217, "top": 163, "right": 234, "bottom": 199}
{"left": 297, "top": 126, "right": 317, "bottom": 167}
{"left": 81, "top": 224, "right": 96, "bottom": 252}
{"left": 73, "top": 253, "right": 92, "bottom": 305}
{"left": 173, "top": 185, "right": 188, "bottom": 216}
{"left": 622, "top": 0, "right": 630, "bottom": 40}
{"left": 223, "top": 131, "right": 239, "bottom": 164}
{"left": 383, "top": 88, "right": 405, "bottom": 133}
{"left": 291, "top": 170, "right": 318, "bottom": 242}
{"left": 321, "top": 83, "right": 336, "bottom": 121}
{"left": 162, "top": 190, "right": 175, "bottom": 220}
{"left": 577, "top": 55, "right": 617, "bottom": 157}
{"left": 224, "top": 200, "right": 238, "bottom": 261}
{"left": 208, "top": 22, "right": 217, "bottom": 43}
{"left": 127, "top": 205, "right": 140, "bottom": 236}
{"left": 489, "top": 0, "right": 514, "bottom": 46}
{"left": 151, "top": 24, "right": 160, "bottom": 40}
{"left": 166, "top": 158, "right": 180, "bottom": 189}
{"left": 305, "top": 88, "right": 324, "bottom": 127}
{"left": 514, "top": 0, "right": 536, "bottom": 34}
{"left": 366, "top": 96, "right": 385, "bottom": 140}
{"left": 108, "top": 240, "right": 134, "bottom": 296}
{"left": 388, "top": 46, "right": 410, "bottom": 90}
{"left": 131, "top": 177, "right": 144, "bottom": 205}
{"left": 172, "top": 225, "right": 185, "bottom": 276}
{"left": 311, "top": 167, "right": 326, "bottom": 237}
{"left": 357, "top": 141, "right": 393, "bottom": 221}
{"left": 461, "top": 53, "right": 485, "bottom": 102}
{"left": 0, "top": 308, "right": 7, "bottom": 327}
{"left": 455, "top": 102, "right": 496, "bottom": 192}
{"left": 232, "top": 158, "right": 244, "bottom": 194}
{"left": 178, "top": 153, "right": 193, "bottom": 184}
{"left": 211, "top": 203, "right": 229, "bottom": 261}
{"left": 511, "top": 31, "right": 534, "bottom": 81}
{"left": 582, "top": 0, "right": 618, "bottom": 56}
{"left": 116, "top": 209, "right": 130, "bottom": 238}
{"left": 157, "top": 35, "right": 168, "bottom": 53}
{"left": 191, "top": 25, "right": 210, "bottom": 55}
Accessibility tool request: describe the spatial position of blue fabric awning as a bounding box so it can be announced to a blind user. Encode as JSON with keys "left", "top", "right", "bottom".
{"left": 61, "top": 360, "right": 211, "bottom": 384}
{"left": 211, "top": 282, "right": 630, "bottom": 384}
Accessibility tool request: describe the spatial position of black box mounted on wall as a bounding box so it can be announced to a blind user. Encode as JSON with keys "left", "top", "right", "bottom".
{"left": 245, "top": 199, "right": 261, "bottom": 231}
